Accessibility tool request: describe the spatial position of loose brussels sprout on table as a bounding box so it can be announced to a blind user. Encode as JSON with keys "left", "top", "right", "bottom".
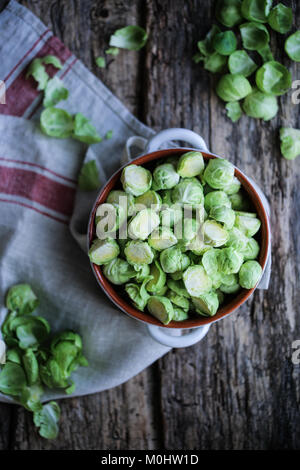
{"left": 89, "top": 153, "right": 263, "bottom": 324}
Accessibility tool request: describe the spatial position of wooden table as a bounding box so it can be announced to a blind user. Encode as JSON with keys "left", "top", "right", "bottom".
{"left": 1, "top": 0, "right": 300, "bottom": 450}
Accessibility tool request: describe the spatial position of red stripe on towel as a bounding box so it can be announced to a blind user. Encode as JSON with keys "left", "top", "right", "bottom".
{"left": 0, "top": 198, "right": 68, "bottom": 224}
{"left": 0, "top": 166, "right": 75, "bottom": 217}
{"left": 0, "top": 35, "right": 72, "bottom": 117}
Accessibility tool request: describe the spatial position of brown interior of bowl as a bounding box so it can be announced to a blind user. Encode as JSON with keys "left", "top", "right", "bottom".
{"left": 88, "top": 148, "right": 270, "bottom": 329}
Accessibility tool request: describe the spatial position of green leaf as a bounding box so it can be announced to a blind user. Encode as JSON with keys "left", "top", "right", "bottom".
{"left": 0, "top": 362, "right": 27, "bottom": 396}
{"left": 256, "top": 61, "right": 292, "bottom": 96}
{"left": 241, "top": 0, "right": 272, "bottom": 23}
{"left": 22, "top": 349, "right": 39, "bottom": 386}
{"left": 40, "top": 107, "right": 74, "bottom": 139}
{"left": 105, "top": 47, "right": 119, "bottom": 56}
{"left": 20, "top": 383, "right": 44, "bottom": 412}
{"left": 43, "top": 77, "right": 69, "bottom": 108}
{"left": 13, "top": 315, "right": 50, "bottom": 350}
{"left": 213, "top": 31, "right": 237, "bottom": 56}
{"left": 33, "top": 401, "right": 61, "bottom": 440}
{"left": 204, "top": 52, "right": 227, "bottom": 73}
{"left": 226, "top": 102, "right": 242, "bottom": 122}
{"left": 197, "top": 25, "right": 221, "bottom": 57}
{"left": 105, "top": 130, "right": 113, "bottom": 139}
{"left": 6, "top": 347, "right": 22, "bottom": 364}
{"left": 95, "top": 57, "right": 106, "bottom": 68}
{"left": 6, "top": 284, "right": 39, "bottom": 315}
{"left": 258, "top": 44, "right": 274, "bottom": 63}
{"left": 280, "top": 128, "right": 300, "bottom": 160}
{"left": 78, "top": 160, "right": 100, "bottom": 191}
{"left": 228, "top": 50, "right": 257, "bottom": 77}
{"left": 216, "top": 0, "right": 243, "bottom": 28}
{"left": 285, "top": 31, "right": 300, "bottom": 63}
{"left": 26, "top": 59, "right": 49, "bottom": 91}
{"left": 192, "top": 52, "right": 205, "bottom": 64}
{"left": 42, "top": 55, "right": 63, "bottom": 69}
{"left": 216, "top": 74, "right": 252, "bottom": 102}
{"left": 239, "top": 22, "right": 270, "bottom": 51}
{"left": 73, "top": 112, "right": 102, "bottom": 144}
{"left": 268, "top": 3, "right": 293, "bottom": 34}
{"left": 109, "top": 25, "right": 148, "bottom": 51}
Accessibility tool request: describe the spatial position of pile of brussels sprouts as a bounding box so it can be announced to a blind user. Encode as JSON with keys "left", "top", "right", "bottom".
{"left": 193, "top": 0, "right": 299, "bottom": 123}
{"left": 89, "top": 151, "right": 263, "bottom": 325}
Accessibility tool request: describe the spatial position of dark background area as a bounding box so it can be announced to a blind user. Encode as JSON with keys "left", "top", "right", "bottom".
{"left": 0, "top": 0, "right": 300, "bottom": 450}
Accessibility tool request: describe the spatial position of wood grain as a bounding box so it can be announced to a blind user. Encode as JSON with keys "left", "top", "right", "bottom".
{"left": 1, "top": 0, "right": 300, "bottom": 450}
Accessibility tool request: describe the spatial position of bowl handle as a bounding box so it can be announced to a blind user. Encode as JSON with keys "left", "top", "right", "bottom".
{"left": 145, "top": 128, "right": 209, "bottom": 153}
{"left": 146, "top": 324, "right": 210, "bottom": 348}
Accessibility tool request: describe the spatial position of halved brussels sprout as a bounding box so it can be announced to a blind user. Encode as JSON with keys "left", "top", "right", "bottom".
{"left": 96, "top": 203, "right": 126, "bottom": 239}
{"left": 183, "top": 265, "right": 212, "bottom": 297}
{"left": 202, "top": 248, "right": 220, "bottom": 277}
{"left": 148, "top": 227, "right": 177, "bottom": 251}
{"left": 128, "top": 208, "right": 160, "bottom": 240}
{"left": 218, "top": 247, "right": 244, "bottom": 274}
{"left": 166, "top": 290, "right": 190, "bottom": 310}
{"left": 88, "top": 238, "right": 120, "bottom": 265}
{"left": 103, "top": 258, "right": 136, "bottom": 285}
{"left": 203, "top": 220, "right": 229, "bottom": 247}
{"left": 160, "top": 246, "right": 190, "bottom": 273}
{"left": 155, "top": 285, "right": 168, "bottom": 296}
{"left": 225, "top": 227, "right": 248, "bottom": 252}
{"left": 147, "top": 296, "right": 174, "bottom": 325}
{"left": 219, "top": 272, "right": 241, "bottom": 293}
{"left": 177, "top": 151, "right": 204, "bottom": 178}
{"left": 152, "top": 163, "right": 180, "bottom": 190}
{"left": 146, "top": 260, "right": 167, "bottom": 293}
{"left": 124, "top": 240, "right": 154, "bottom": 265}
{"left": 192, "top": 291, "right": 219, "bottom": 317}
{"left": 210, "top": 205, "right": 235, "bottom": 229}
{"left": 171, "top": 178, "right": 204, "bottom": 208}
{"left": 133, "top": 264, "right": 151, "bottom": 282}
{"left": 223, "top": 176, "right": 241, "bottom": 195}
{"left": 106, "top": 190, "right": 135, "bottom": 216}
{"left": 135, "top": 190, "right": 162, "bottom": 211}
{"left": 172, "top": 307, "right": 189, "bottom": 322}
{"left": 239, "top": 260, "right": 262, "bottom": 288}
{"left": 242, "top": 237, "right": 260, "bottom": 260}
{"left": 235, "top": 214, "right": 261, "bottom": 237}
{"left": 187, "top": 235, "right": 211, "bottom": 255}
{"left": 167, "top": 279, "right": 190, "bottom": 298}
{"left": 121, "top": 164, "right": 152, "bottom": 196}
{"left": 203, "top": 159, "right": 235, "bottom": 189}
{"left": 125, "top": 277, "right": 151, "bottom": 311}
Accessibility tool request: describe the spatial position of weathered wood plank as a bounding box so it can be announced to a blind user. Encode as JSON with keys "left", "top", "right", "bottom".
{"left": 145, "top": 0, "right": 300, "bottom": 450}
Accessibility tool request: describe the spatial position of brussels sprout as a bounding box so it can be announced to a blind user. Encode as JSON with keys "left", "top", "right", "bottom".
{"left": 167, "top": 279, "right": 190, "bottom": 298}
{"left": 147, "top": 296, "right": 174, "bottom": 325}
{"left": 173, "top": 307, "right": 189, "bottom": 322}
{"left": 203, "top": 53, "right": 227, "bottom": 74}
{"left": 124, "top": 240, "right": 154, "bottom": 265}
{"left": 210, "top": 205, "right": 236, "bottom": 229}
{"left": 148, "top": 227, "right": 177, "bottom": 251}
{"left": 203, "top": 159, "right": 235, "bottom": 189}
{"left": 197, "top": 24, "right": 221, "bottom": 57}
{"left": 106, "top": 190, "right": 135, "bottom": 217}
{"left": 226, "top": 101, "right": 242, "bottom": 123}
{"left": 216, "top": 289, "right": 225, "bottom": 304}
{"left": 256, "top": 61, "right": 292, "bottom": 96}
{"left": 229, "top": 192, "right": 250, "bottom": 210}
{"left": 192, "top": 291, "right": 219, "bottom": 316}
{"left": 187, "top": 235, "right": 211, "bottom": 255}
{"left": 128, "top": 208, "right": 160, "bottom": 240}
{"left": 202, "top": 249, "right": 220, "bottom": 277}
{"left": 210, "top": 271, "right": 223, "bottom": 289}
{"left": 203, "top": 220, "right": 229, "bottom": 247}
{"left": 177, "top": 151, "right": 204, "bottom": 178}
{"left": 171, "top": 178, "right": 204, "bottom": 208}
{"left": 242, "top": 237, "right": 260, "bottom": 260}
{"left": 226, "top": 227, "right": 248, "bottom": 252}
{"left": 216, "top": 0, "right": 243, "bottom": 28}
{"left": 239, "top": 260, "right": 262, "bottom": 288}
{"left": 228, "top": 50, "right": 258, "bottom": 77}
{"left": 166, "top": 290, "right": 190, "bottom": 310}
{"left": 239, "top": 22, "right": 270, "bottom": 50}
{"left": 204, "top": 190, "right": 231, "bottom": 211}
{"left": 216, "top": 74, "right": 252, "bottom": 102}
{"left": 160, "top": 203, "right": 183, "bottom": 228}
{"left": 103, "top": 258, "right": 136, "bottom": 285}
{"left": 179, "top": 218, "right": 200, "bottom": 244}
{"left": 223, "top": 177, "right": 241, "bottom": 195}
{"left": 121, "top": 164, "right": 152, "bottom": 196}
{"left": 156, "top": 285, "right": 168, "bottom": 296}
{"left": 219, "top": 273, "right": 241, "bottom": 293}
{"left": 133, "top": 263, "right": 151, "bottom": 282}
{"left": 152, "top": 163, "right": 179, "bottom": 190}
{"left": 218, "top": 247, "right": 244, "bottom": 274}
{"left": 146, "top": 260, "right": 167, "bottom": 293}
{"left": 96, "top": 203, "right": 126, "bottom": 239}
{"left": 135, "top": 190, "right": 162, "bottom": 211}
{"left": 268, "top": 4, "right": 292, "bottom": 34}
{"left": 235, "top": 214, "right": 261, "bottom": 237}
{"left": 213, "top": 31, "right": 237, "bottom": 56}
{"left": 160, "top": 246, "right": 190, "bottom": 274}
{"left": 88, "top": 238, "right": 120, "bottom": 265}
{"left": 280, "top": 128, "right": 300, "bottom": 160}
{"left": 125, "top": 277, "right": 151, "bottom": 311}
{"left": 241, "top": 0, "right": 272, "bottom": 23}
{"left": 285, "top": 31, "right": 300, "bottom": 62}
{"left": 183, "top": 265, "right": 212, "bottom": 297}
{"left": 243, "top": 88, "right": 278, "bottom": 121}
{"left": 235, "top": 211, "right": 257, "bottom": 218}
